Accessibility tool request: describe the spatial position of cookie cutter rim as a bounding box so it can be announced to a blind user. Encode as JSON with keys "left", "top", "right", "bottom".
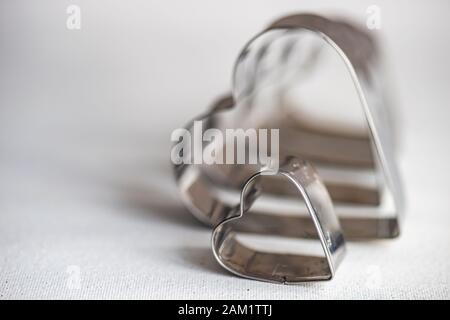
{"left": 211, "top": 157, "right": 346, "bottom": 284}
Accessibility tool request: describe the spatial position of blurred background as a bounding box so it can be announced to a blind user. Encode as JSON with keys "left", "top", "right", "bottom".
{"left": 0, "top": 0, "right": 449, "bottom": 299}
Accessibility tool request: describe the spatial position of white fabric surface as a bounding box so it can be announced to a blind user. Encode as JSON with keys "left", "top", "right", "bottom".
{"left": 0, "top": 0, "right": 449, "bottom": 299}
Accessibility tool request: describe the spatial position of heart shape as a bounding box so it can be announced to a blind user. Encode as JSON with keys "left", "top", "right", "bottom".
{"left": 211, "top": 157, "right": 346, "bottom": 283}
{"left": 174, "top": 14, "right": 403, "bottom": 240}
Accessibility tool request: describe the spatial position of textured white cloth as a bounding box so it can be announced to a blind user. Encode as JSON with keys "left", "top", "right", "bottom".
{"left": 0, "top": 0, "right": 449, "bottom": 299}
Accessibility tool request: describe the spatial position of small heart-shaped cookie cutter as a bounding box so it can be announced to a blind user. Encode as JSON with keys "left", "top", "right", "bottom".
{"left": 212, "top": 157, "right": 346, "bottom": 283}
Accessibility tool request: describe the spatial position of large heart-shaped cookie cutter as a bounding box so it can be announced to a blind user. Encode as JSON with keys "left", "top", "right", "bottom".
{"left": 174, "top": 14, "right": 403, "bottom": 240}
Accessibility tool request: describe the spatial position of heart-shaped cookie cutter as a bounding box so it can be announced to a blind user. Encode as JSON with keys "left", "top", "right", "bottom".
{"left": 173, "top": 14, "right": 403, "bottom": 282}
{"left": 212, "top": 157, "right": 346, "bottom": 283}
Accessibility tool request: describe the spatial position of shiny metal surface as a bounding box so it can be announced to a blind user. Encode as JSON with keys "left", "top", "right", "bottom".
{"left": 211, "top": 158, "right": 346, "bottom": 283}
{"left": 173, "top": 14, "right": 403, "bottom": 282}
{"left": 174, "top": 14, "right": 403, "bottom": 239}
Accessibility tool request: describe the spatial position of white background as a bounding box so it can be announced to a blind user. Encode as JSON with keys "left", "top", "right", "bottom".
{"left": 0, "top": 0, "right": 449, "bottom": 299}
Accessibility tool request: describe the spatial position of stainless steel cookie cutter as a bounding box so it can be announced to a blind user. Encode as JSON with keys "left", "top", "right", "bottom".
{"left": 212, "top": 157, "right": 346, "bottom": 283}
{"left": 173, "top": 14, "right": 403, "bottom": 282}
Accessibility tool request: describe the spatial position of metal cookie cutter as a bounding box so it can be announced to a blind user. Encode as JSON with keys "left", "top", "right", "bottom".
{"left": 212, "top": 157, "right": 345, "bottom": 283}
{"left": 173, "top": 14, "right": 403, "bottom": 282}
